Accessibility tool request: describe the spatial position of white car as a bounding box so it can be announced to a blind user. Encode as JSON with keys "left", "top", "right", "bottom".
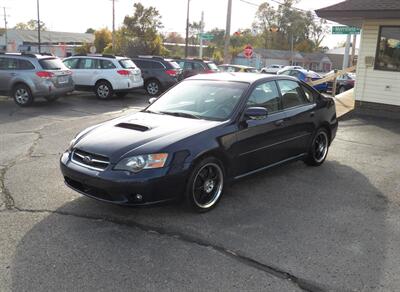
{"left": 260, "top": 64, "right": 284, "bottom": 74}
{"left": 63, "top": 55, "right": 143, "bottom": 99}
{"left": 277, "top": 66, "right": 304, "bottom": 75}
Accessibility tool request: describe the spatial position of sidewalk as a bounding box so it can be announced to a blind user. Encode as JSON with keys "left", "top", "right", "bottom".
{"left": 334, "top": 88, "right": 355, "bottom": 118}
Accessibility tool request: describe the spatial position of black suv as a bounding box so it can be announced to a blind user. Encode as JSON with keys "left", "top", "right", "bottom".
{"left": 131, "top": 56, "right": 182, "bottom": 96}
{"left": 174, "top": 59, "right": 220, "bottom": 79}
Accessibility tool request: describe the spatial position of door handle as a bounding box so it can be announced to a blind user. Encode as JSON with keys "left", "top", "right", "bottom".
{"left": 275, "top": 119, "right": 284, "bottom": 127}
{"left": 310, "top": 111, "right": 315, "bottom": 117}
{"left": 10, "top": 73, "right": 17, "bottom": 76}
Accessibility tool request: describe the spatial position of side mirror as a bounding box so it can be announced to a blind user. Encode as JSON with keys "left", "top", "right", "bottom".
{"left": 244, "top": 107, "right": 268, "bottom": 120}
{"left": 148, "top": 97, "right": 157, "bottom": 104}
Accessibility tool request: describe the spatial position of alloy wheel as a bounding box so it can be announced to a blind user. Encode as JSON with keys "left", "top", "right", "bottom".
{"left": 97, "top": 84, "right": 110, "bottom": 98}
{"left": 192, "top": 163, "right": 224, "bottom": 209}
{"left": 15, "top": 88, "right": 29, "bottom": 105}
{"left": 313, "top": 131, "right": 328, "bottom": 163}
{"left": 147, "top": 82, "right": 159, "bottom": 95}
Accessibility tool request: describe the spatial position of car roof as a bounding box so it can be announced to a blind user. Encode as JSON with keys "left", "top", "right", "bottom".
{"left": 67, "top": 54, "right": 127, "bottom": 60}
{"left": 0, "top": 53, "right": 57, "bottom": 60}
{"left": 219, "top": 64, "right": 254, "bottom": 69}
{"left": 187, "top": 72, "right": 299, "bottom": 84}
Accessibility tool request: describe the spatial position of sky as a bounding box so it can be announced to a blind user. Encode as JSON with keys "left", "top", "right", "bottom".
{"left": 1, "top": 0, "right": 352, "bottom": 49}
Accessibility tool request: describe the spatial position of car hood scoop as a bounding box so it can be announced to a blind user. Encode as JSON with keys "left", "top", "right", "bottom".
{"left": 115, "top": 122, "right": 150, "bottom": 132}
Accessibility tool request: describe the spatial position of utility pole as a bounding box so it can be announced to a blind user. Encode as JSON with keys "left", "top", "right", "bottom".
{"left": 343, "top": 34, "right": 351, "bottom": 69}
{"left": 223, "top": 0, "right": 232, "bottom": 63}
{"left": 350, "top": 34, "right": 357, "bottom": 66}
{"left": 290, "top": 32, "right": 294, "bottom": 66}
{"left": 185, "top": 0, "right": 190, "bottom": 58}
{"left": 2, "top": 7, "right": 8, "bottom": 52}
{"left": 37, "top": 0, "right": 41, "bottom": 53}
{"left": 199, "top": 11, "right": 204, "bottom": 59}
{"left": 112, "top": 0, "right": 115, "bottom": 54}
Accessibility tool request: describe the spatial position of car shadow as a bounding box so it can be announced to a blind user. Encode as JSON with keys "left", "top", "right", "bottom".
{"left": 11, "top": 160, "right": 391, "bottom": 291}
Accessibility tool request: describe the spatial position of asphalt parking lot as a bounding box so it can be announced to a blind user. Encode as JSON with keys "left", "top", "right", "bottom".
{"left": 1, "top": 92, "right": 400, "bottom": 292}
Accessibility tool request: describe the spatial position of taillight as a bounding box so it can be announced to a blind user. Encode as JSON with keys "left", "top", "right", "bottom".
{"left": 36, "top": 71, "right": 55, "bottom": 79}
{"left": 117, "top": 70, "right": 131, "bottom": 76}
{"left": 205, "top": 69, "right": 215, "bottom": 74}
{"left": 165, "top": 69, "right": 178, "bottom": 77}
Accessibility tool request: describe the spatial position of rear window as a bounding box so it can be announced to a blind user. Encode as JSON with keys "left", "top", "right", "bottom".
{"left": 168, "top": 61, "right": 181, "bottom": 69}
{"left": 206, "top": 62, "right": 219, "bottom": 71}
{"left": 39, "top": 58, "right": 64, "bottom": 70}
{"left": 119, "top": 59, "right": 136, "bottom": 69}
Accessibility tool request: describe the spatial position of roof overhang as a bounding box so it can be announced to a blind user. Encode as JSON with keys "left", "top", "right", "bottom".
{"left": 315, "top": 10, "right": 400, "bottom": 27}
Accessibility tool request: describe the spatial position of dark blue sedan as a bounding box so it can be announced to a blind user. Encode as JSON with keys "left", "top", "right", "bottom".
{"left": 61, "top": 73, "right": 337, "bottom": 212}
{"left": 278, "top": 69, "right": 328, "bottom": 92}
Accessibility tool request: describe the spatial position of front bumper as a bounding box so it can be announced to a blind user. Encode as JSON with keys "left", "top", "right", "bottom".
{"left": 60, "top": 152, "right": 189, "bottom": 206}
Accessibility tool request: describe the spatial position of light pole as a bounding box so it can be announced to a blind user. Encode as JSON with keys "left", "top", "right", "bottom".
{"left": 37, "top": 0, "right": 41, "bottom": 53}
{"left": 185, "top": 0, "right": 190, "bottom": 58}
{"left": 223, "top": 0, "right": 232, "bottom": 63}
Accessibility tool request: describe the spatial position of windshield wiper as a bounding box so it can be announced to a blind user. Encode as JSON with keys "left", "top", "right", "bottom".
{"left": 142, "top": 109, "right": 164, "bottom": 115}
{"left": 160, "top": 111, "right": 201, "bottom": 119}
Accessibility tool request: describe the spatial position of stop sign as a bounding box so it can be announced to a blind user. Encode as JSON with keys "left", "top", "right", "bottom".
{"left": 243, "top": 45, "right": 253, "bottom": 59}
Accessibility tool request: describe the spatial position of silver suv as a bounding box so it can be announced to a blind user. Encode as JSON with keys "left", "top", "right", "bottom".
{"left": 0, "top": 53, "right": 74, "bottom": 106}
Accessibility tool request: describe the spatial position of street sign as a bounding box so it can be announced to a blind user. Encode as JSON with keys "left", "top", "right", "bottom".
{"left": 198, "top": 33, "right": 214, "bottom": 40}
{"left": 243, "top": 44, "right": 253, "bottom": 59}
{"left": 332, "top": 26, "right": 361, "bottom": 35}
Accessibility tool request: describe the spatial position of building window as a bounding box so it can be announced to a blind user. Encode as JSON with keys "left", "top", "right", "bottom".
{"left": 375, "top": 26, "right": 400, "bottom": 72}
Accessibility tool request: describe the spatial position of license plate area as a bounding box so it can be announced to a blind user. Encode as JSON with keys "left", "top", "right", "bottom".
{"left": 58, "top": 76, "right": 69, "bottom": 84}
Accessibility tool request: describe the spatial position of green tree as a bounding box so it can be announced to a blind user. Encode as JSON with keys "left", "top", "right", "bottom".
{"left": 254, "top": 0, "right": 328, "bottom": 52}
{"left": 120, "top": 3, "right": 166, "bottom": 56}
{"left": 85, "top": 28, "right": 95, "bottom": 34}
{"left": 74, "top": 43, "right": 91, "bottom": 54}
{"left": 94, "top": 28, "right": 112, "bottom": 53}
{"left": 14, "top": 20, "right": 46, "bottom": 31}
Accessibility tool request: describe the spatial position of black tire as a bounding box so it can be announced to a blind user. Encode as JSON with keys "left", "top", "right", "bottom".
{"left": 185, "top": 157, "right": 225, "bottom": 212}
{"left": 95, "top": 81, "right": 114, "bottom": 100}
{"left": 116, "top": 92, "right": 129, "bottom": 98}
{"left": 145, "top": 79, "right": 162, "bottom": 96}
{"left": 304, "top": 128, "right": 330, "bottom": 167}
{"left": 44, "top": 96, "right": 59, "bottom": 103}
{"left": 12, "top": 84, "right": 33, "bottom": 107}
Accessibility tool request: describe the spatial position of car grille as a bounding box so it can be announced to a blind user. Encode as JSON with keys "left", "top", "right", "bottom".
{"left": 71, "top": 149, "right": 110, "bottom": 171}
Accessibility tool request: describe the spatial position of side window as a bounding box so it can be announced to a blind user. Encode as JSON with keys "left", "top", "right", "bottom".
{"left": 135, "top": 60, "right": 151, "bottom": 69}
{"left": 78, "top": 58, "right": 99, "bottom": 69}
{"left": 277, "top": 80, "right": 308, "bottom": 109}
{"left": 247, "top": 81, "right": 281, "bottom": 114}
{"left": 301, "top": 84, "right": 317, "bottom": 103}
{"left": 17, "top": 60, "right": 35, "bottom": 70}
{"left": 0, "top": 58, "right": 18, "bottom": 70}
{"left": 151, "top": 61, "right": 165, "bottom": 69}
{"left": 63, "top": 58, "right": 79, "bottom": 69}
{"left": 183, "top": 62, "right": 193, "bottom": 70}
{"left": 101, "top": 60, "right": 116, "bottom": 69}
{"left": 193, "top": 62, "right": 205, "bottom": 70}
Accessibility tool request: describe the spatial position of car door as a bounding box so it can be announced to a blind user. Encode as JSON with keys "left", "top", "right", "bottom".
{"left": 0, "top": 58, "right": 21, "bottom": 93}
{"left": 232, "top": 80, "right": 292, "bottom": 176}
{"left": 276, "top": 79, "right": 317, "bottom": 157}
{"left": 63, "top": 58, "right": 80, "bottom": 85}
{"left": 75, "top": 58, "right": 101, "bottom": 86}
{"left": 134, "top": 59, "right": 152, "bottom": 81}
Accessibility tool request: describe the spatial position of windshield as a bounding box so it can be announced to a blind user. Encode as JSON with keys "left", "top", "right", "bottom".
{"left": 39, "top": 58, "right": 65, "bottom": 70}
{"left": 146, "top": 80, "right": 248, "bottom": 121}
{"left": 119, "top": 59, "right": 136, "bottom": 69}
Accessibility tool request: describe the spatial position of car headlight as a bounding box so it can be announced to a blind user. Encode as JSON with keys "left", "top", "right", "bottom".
{"left": 114, "top": 153, "right": 168, "bottom": 172}
{"left": 67, "top": 138, "right": 77, "bottom": 152}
